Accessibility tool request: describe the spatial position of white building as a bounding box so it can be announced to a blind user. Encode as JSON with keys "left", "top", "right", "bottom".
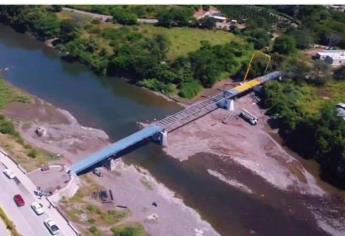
{"left": 316, "top": 50, "right": 345, "bottom": 66}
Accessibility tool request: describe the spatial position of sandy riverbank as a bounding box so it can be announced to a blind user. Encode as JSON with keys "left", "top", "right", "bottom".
{"left": 164, "top": 92, "right": 345, "bottom": 235}
{"left": 2, "top": 96, "right": 220, "bottom": 236}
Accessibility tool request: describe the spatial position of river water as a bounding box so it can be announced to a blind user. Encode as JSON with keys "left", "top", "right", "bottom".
{"left": 0, "top": 25, "right": 343, "bottom": 236}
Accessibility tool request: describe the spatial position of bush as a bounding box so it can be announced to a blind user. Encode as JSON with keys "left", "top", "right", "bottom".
{"left": 0, "top": 119, "right": 16, "bottom": 135}
{"left": 178, "top": 80, "right": 202, "bottom": 99}
{"left": 111, "top": 224, "right": 147, "bottom": 236}
{"left": 333, "top": 65, "right": 345, "bottom": 81}
{"left": 28, "top": 149, "right": 37, "bottom": 158}
{"left": 273, "top": 35, "right": 296, "bottom": 55}
{"left": 89, "top": 226, "right": 102, "bottom": 236}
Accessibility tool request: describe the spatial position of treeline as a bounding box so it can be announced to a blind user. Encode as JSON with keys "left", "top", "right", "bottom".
{"left": 0, "top": 6, "right": 60, "bottom": 40}
{"left": 263, "top": 80, "right": 345, "bottom": 186}
{"left": 0, "top": 6, "right": 253, "bottom": 99}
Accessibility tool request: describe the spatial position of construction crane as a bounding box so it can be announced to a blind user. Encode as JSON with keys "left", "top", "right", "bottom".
{"left": 243, "top": 51, "right": 271, "bottom": 81}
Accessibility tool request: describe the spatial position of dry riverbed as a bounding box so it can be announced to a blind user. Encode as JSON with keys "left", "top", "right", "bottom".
{"left": 2, "top": 96, "right": 220, "bottom": 236}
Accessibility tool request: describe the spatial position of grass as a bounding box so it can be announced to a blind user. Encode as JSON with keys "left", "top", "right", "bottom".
{"left": 0, "top": 79, "right": 30, "bottom": 109}
{"left": 0, "top": 207, "right": 21, "bottom": 236}
{"left": 299, "top": 80, "right": 345, "bottom": 116}
{"left": 136, "top": 25, "right": 240, "bottom": 60}
{"left": 111, "top": 224, "right": 148, "bottom": 236}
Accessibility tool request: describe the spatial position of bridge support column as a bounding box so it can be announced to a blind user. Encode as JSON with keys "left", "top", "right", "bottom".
{"left": 152, "top": 130, "right": 168, "bottom": 147}
{"left": 105, "top": 158, "right": 123, "bottom": 171}
{"left": 219, "top": 99, "right": 234, "bottom": 111}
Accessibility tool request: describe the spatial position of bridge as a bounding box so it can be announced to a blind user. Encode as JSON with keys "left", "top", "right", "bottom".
{"left": 70, "top": 71, "right": 282, "bottom": 175}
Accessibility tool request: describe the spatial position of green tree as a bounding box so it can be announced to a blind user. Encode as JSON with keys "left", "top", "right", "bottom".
{"left": 333, "top": 65, "right": 345, "bottom": 81}
{"left": 199, "top": 17, "right": 216, "bottom": 29}
{"left": 112, "top": 8, "right": 137, "bottom": 25}
{"left": 273, "top": 35, "right": 296, "bottom": 55}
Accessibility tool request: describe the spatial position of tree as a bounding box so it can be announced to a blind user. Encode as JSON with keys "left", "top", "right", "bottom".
{"left": 60, "top": 19, "right": 80, "bottom": 43}
{"left": 248, "top": 29, "right": 271, "bottom": 49}
{"left": 158, "top": 7, "right": 193, "bottom": 27}
{"left": 199, "top": 17, "right": 216, "bottom": 29}
{"left": 333, "top": 65, "right": 345, "bottom": 80}
{"left": 273, "top": 35, "right": 296, "bottom": 54}
{"left": 289, "top": 29, "right": 314, "bottom": 49}
{"left": 112, "top": 8, "right": 137, "bottom": 25}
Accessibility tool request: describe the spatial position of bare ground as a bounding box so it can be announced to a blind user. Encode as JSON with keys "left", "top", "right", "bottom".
{"left": 165, "top": 93, "right": 325, "bottom": 196}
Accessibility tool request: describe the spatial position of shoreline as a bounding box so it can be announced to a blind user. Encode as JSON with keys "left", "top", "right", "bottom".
{"left": 0, "top": 81, "right": 220, "bottom": 236}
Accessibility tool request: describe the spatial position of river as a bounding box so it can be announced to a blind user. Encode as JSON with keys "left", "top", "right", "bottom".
{"left": 0, "top": 25, "right": 344, "bottom": 236}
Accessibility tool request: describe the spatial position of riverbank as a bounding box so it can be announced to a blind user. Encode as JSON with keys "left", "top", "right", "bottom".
{"left": 164, "top": 92, "right": 345, "bottom": 235}
{"left": 0, "top": 81, "right": 219, "bottom": 235}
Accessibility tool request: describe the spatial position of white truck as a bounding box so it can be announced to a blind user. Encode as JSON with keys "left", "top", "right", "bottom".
{"left": 240, "top": 109, "right": 258, "bottom": 125}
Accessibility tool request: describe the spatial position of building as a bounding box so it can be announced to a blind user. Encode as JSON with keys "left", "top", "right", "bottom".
{"left": 336, "top": 103, "right": 345, "bottom": 121}
{"left": 316, "top": 50, "right": 345, "bottom": 66}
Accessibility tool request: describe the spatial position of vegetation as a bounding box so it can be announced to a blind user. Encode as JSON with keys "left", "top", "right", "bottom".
{"left": 0, "top": 6, "right": 60, "bottom": 40}
{"left": 111, "top": 224, "right": 148, "bottom": 236}
{"left": 61, "top": 177, "right": 148, "bottom": 236}
{"left": 0, "top": 207, "right": 21, "bottom": 236}
{"left": 273, "top": 35, "right": 296, "bottom": 55}
{"left": 157, "top": 7, "right": 194, "bottom": 27}
{"left": 272, "top": 5, "right": 345, "bottom": 49}
{"left": 263, "top": 67, "right": 345, "bottom": 186}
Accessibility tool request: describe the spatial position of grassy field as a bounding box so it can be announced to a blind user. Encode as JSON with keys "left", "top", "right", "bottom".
{"left": 137, "top": 25, "right": 240, "bottom": 60}
{"left": 56, "top": 11, "right": 240, "bottom": 60}
{"left": 293, "top": 80, "right": 345, "bottom": 117}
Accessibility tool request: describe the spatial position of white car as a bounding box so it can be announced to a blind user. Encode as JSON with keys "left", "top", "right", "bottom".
{"left": 3, "top": 168, "right": 15, "bottom": 179}
{"left": 31, "top": 201, "right": 45, "bottom": 215}
{"left": 44, "top": 218, "right": 60, "bottom": 235}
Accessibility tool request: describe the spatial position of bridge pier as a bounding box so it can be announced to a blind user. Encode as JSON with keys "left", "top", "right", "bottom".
{"left": 218, "top": 98, "right": 234, "bottom": 111}
{"left": 152, "top": 130, "right": 168, "bottom": 147}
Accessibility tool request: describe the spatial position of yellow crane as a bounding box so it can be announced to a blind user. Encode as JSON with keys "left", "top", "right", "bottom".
{"left": 243, "top": 51, "right": 271, "bottom": 81}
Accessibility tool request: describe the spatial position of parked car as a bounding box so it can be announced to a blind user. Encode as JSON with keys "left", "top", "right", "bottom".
{"left": 44, "top": 218, "right": 60, "bottom": 235}
{"left": 13, "top": 194, "right": 25, "bottom": 207}
{"left": 31, "top": 201, "right": 45, "bottom": 215}
{"left": 3, "top": 168, "right": 15, "bottom": 179}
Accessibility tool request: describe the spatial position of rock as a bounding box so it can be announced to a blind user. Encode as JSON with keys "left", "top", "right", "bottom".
{"left": 35, "top": 126, "right": 47, "bottom": 137}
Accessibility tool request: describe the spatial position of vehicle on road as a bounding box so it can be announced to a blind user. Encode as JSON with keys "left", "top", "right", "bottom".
{"left": 13, "top": 194, "right": 25, "bottom": 207}
{"left": 31, "top": 201, "right": 45, "bottom": 215}
{"left": 3, "top": 168, "right": 16, "bottom": 179}
{"left": 44, "top": 218, "right": 60, "bottom": 235}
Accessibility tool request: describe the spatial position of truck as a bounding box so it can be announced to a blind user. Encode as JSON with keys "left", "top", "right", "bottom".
{"left": 240, "top": 109, "right": 258, "bottom": 125}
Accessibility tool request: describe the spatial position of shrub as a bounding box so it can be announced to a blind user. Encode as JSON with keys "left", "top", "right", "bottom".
{"left": 178, "top": 80, "right": 202, "bottom": 99}
{"left": 28, "top": 149, "right": 37, "bottom": 158}
{"left": 0, "top": 119, "right": 16, "bottom": 135}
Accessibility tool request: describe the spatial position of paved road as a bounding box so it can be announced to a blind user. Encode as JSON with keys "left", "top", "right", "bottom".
{"left": 63, "top": 7, "right": 158, "bottom": 24}
{"left": 0, "top": 150, "right": 78, "bottom": 236}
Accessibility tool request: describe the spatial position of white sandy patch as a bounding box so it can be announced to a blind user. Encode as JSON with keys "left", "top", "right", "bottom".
{"left": 207, "top": 169, "right": 254, "bottom": 194}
